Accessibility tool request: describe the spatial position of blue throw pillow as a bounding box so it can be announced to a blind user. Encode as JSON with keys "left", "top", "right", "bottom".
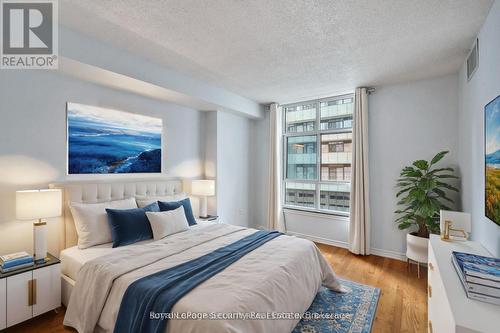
{"left": 106, "top": 202, "right": 160, "bottom": 248}
{"left": 158, "top": 198, "right": 197, "bottom": 226}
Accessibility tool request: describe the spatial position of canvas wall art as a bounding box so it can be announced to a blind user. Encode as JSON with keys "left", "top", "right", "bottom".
{"left": 67, "top": 103, "right": 162, "bottom": 174}
{"left": 485, "top": 94, "right": 500, "bottom": 226}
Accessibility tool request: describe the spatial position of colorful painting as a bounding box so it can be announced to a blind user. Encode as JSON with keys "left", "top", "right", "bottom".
{"left": 67, "top": 103, "right": 162, "bottom": 174}
{"left": 485, "top": 95, "right": 500, "bottom": 226}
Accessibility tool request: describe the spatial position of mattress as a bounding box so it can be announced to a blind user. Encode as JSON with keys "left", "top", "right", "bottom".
{"left": 60, "top": 223, "right": 214, "bottom": 279}
{"left": 60, "top": 239, "right": 153, "bottom": 280}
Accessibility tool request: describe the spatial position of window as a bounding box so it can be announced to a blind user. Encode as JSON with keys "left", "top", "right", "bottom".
{"left": 284, "top": 103, "right": 317, "bottom": 133}
{"left": 283, "top": 94, "right": 353, "bottom": 215}
{"left": 286, "top": 135, "right": 317, "bottom": 180}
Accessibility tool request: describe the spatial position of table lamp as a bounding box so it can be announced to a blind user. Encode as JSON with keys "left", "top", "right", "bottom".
{"left": 191, "top": 180, "right": 215, "bottom": 218}
{"left": 16, "top": 189, "right": 62, "bottom": 263}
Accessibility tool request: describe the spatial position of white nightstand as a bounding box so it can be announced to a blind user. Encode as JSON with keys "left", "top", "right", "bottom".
{"left": 196, "top": 215, "right": 220, "bottom": 224}
{"left": 0, "top": 253, "right": 61, "bottom": 329}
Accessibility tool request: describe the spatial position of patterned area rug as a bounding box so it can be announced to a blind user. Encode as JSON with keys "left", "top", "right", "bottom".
{"left": 293, "top": 279, "right": 380, "bottom": 333}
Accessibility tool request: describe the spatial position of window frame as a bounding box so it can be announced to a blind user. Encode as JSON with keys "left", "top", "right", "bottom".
{"left": 282, "top": 93, "right": 354, "bottom": 217}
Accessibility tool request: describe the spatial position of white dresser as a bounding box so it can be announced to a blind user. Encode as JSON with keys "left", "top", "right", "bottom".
{"left": 0, "top": 277, "right": 5, "bottom": 330}
{"left": 428, "top": 235, "right": 499, "bottom": 333}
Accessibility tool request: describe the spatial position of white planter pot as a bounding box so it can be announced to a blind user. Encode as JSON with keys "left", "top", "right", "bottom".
{"left": 406, "top": 233, "right": 428, "bottom": 264}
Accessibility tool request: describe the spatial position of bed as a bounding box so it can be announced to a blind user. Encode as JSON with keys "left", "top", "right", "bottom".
{"left": 51, "top": 180, "right": 342, "bottom": 333}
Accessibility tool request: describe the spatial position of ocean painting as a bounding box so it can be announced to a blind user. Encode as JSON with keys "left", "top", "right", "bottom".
{"left": 67, "top": 103, "right": 162, "bottom": 174}
{"left": 485, "top": 95, "right": 500, "bottom": 226}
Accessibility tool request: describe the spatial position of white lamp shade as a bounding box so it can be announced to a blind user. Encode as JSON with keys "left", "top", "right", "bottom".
{"left": 16, "top": 189, "right": 62, "bottom": 220}
{"left": 191, "top": 180, "right": 215, "bottom": 196}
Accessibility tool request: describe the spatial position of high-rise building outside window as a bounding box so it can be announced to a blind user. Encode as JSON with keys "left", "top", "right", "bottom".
{"left": 283, "top": 94, "right": 353, "bottom": 215}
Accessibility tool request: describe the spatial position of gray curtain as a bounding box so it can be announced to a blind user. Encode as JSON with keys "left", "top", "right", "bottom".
{"left": 349, "top": 88, "right": 371, "bottom": 255}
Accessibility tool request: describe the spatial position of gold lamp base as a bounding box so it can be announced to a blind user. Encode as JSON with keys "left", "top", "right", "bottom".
{"left": 441, "top": 220, "right": 468, "bottom": 242}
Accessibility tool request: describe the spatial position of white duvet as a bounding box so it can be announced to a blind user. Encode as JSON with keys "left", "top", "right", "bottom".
{"left": 64, "top": 223, "right": 342, "bottom": 333}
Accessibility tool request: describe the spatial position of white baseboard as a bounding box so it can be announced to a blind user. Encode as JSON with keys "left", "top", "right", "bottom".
{"left": 286, "top": 231, "right": 406, "bottom": 262}
{"left": 286, "top": 231, "right": 349, "bottom": 249}
{"left": 370, "top": 247, "right": 406, "bottom": 261}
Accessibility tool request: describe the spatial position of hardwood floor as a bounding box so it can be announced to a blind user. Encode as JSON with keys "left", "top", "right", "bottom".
{"left": 4, "top": 244, "right": 427, "bottom": 333}
{"left": 316, "top": 244, "right": 428, "bottom": 333}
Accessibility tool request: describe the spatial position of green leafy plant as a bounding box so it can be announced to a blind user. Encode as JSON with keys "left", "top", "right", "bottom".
{"left": 394, "top": 151, "right": 459, "bottom": 238}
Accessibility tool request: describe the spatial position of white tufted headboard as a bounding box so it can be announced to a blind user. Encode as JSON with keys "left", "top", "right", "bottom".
{"left": 49, "top": 179, "right": 187, "bottom": 251}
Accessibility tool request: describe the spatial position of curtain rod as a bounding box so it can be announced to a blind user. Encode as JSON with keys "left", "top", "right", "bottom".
{"left": 265, "top": 87, "right": 376, "bottom": 109}
{"left": 365, "top": 87, "right": 376, "bottom": 95}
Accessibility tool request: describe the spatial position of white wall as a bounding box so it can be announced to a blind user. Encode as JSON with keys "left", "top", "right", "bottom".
{"left": 458, "top": 0, "right": 500, "bottom": 257}
{"left": 250, "top": 112, "right": 270, "bottom": 229}
{"left": 215, "top": 111, "right": 252, "bottom": 227}
{"left": 0, "top": 69, "right": 204, "bottom": 255}
{"left": 369, "top": 74, "right": 460, "bottom": 256}
{"left": 197, "top": 110, "right": 260, "bottom": 228}
{"left": 203, "top": 111, "right": 218, "bottom": 215}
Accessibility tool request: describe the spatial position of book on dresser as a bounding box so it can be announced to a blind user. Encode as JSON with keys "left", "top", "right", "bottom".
{"left": 451, "top": 251, "right": 500, "bottom": 305}
{"left": 0, "top": 251, "right": 34, "bottom": 273}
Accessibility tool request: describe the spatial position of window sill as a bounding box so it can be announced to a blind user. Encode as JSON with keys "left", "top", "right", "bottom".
{"left": 283, "top": 207, "right": 349, "bottom": 221}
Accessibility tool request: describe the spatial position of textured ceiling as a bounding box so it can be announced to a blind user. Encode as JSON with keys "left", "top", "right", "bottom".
{"left": 60, "top": 0, "right": 493, "bottom": 104}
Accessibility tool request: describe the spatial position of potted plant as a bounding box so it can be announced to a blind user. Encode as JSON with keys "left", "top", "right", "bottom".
{"left": 395, "top": 151, "right": 459, "bottom": 264}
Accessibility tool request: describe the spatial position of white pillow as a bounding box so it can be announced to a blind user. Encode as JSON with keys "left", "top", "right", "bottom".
{"left": 135, "top": 193, "right": 187, "bottom": 208}
{"left": 146, "top": 207, "right": 189, "bottom": 240}
{"left": 69, "top": 197, "right": 137, "bottom": 249}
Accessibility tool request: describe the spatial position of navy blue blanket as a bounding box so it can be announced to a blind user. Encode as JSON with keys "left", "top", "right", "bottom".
{"left": 113, "top": 230, "right": 283, "bottom": 333}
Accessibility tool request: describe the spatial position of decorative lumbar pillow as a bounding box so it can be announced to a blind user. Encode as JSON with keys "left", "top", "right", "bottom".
{"left": 146, "top": 207, "right": 189, "bottom": 240}
{"left": 69, "top": 197, "right": 138, "bottom": 249}
{"left": 158, "top": 198, "right": 197, "bottom": 226}
{"left": 105, "top": 202, "right": 160, "bottom": 248}
{"left": 135, "top": 193, "right": 187, "bottom": 208}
